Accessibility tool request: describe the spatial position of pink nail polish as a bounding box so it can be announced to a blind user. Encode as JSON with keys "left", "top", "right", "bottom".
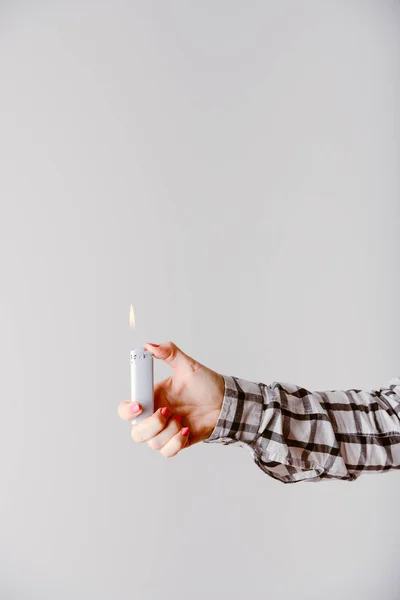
{"left": 181, "top": 427, "right": 189, "bottom": 437}
{"left": 161, "top": 407, "right": 170, "bottom": 418}
{"left": 147, "top": 343, "right": 160, "bottom": 347}
{"left": 175, "top": 415, "right": 182, "bottom": 424}
{"left": 130, "top": 403, "right": 141, "bottom": 414}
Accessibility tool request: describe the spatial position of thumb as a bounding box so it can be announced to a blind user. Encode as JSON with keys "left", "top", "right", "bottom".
{"left": 144, "top": 341, "right": 199, "bottom": 371}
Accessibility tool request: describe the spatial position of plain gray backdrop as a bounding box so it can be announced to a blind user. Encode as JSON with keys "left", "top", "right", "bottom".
{"left": 0, "top": 1, "right": 399, "bottom": 599}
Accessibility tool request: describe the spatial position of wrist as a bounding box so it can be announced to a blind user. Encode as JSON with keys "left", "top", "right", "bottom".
{"left": 201, "top": 372, "right": 225, "bottom": 440}
{"left": 203, "top": 375, "right": 264, "bottom": 445}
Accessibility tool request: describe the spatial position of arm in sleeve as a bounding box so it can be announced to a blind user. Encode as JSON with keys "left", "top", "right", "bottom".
{"left": 203, "top": 375, "right": 400, "bottom": 483}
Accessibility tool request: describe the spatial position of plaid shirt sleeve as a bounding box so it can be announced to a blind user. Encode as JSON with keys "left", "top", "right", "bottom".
{"left": 204, "top": 375, "right": 400, "bottom": 483}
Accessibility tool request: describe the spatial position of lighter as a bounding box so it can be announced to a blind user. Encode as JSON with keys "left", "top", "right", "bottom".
{"left": 130, "top": 346, "right": 154, "bottom": 424}
{"left": 129, "top": 305, "right": 154, "bottom": 424}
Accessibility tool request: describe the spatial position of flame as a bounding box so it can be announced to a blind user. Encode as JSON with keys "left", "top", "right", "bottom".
{"left": 129, "top": 305, "right": 136, "bottom": 329}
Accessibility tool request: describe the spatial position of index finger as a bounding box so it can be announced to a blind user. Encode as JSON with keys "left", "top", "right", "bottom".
{"left": 131, "top": 407, "right": 171, "bottom": 443}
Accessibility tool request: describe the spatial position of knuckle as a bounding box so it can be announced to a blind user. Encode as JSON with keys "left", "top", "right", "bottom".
{"left": 118, "top": 403, "right": 128, "bottom": 419}
{"left": 148, "top": 438, "right": 161, "bottom": 451}
{"left": 166, "top": 341, "right": 177, "bottom": 357}
{"left": 157, "top": 414, "right": 166, "bottom": 429}
{"left": 172, "top": 421, "right": 181, "bottom": 435}
{"left": 131, "top": 427, "right": 143, "bottom": 443}
{"left": 160, "top": 446, "right": 178, "bottom": 459}
{"left": 160, "top": 449, "right": 172, "bottom": 459}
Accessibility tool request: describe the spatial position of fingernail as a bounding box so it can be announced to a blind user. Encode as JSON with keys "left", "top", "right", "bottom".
{"left": 147, "top": 343, "right": 160, "bottom": 347}
{"left": 181, "top": 427, "right": 190, "bottom": 437}
{"left": 175, "top": 415, "right": 182, "bottom": 424}
{"left": 130, "top": 403, "right": 141, "bottom": 414}
{"left": 161, "top": 407, "right": 170, "bottom": 418}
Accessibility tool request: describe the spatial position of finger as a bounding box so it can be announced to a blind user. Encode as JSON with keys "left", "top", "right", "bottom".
{"left": 160, "top": 427, "right": 190, "bottom": 458}
{"left": 153, "top": 380, "right": 170, "bottom": 412}
{"left": 147, "top": 415, "right": 182, "bottom": 451}
{"left": 131, "top": 406, "right": 171, "bottom": 443}
{"left": 144, "top": 341, "right": 201, "bottom": 372}
{"left": 118, "top": 401, "right": 142, "bottom": 421}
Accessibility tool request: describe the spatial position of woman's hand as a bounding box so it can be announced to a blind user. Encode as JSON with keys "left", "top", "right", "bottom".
{"left": 118, "top": 342, "right": 225, "bottom": 458}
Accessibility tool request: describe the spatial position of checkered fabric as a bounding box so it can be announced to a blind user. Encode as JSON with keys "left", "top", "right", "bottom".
{"left": 204, "top": 375, "right": 400, "bottom": 483}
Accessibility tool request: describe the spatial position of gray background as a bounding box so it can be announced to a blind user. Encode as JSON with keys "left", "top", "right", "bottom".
{"left": 0, "top": 1, "right": 399, "bottom": 599}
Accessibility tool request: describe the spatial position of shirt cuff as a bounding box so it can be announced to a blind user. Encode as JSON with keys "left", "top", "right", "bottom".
{"left": 203, "top": 375, "right": 265, "bottom": 446}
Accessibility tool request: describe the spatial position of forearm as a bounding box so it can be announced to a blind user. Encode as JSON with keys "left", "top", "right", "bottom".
{"left": 204, "top": 375, "right": 400, "bottom": 483}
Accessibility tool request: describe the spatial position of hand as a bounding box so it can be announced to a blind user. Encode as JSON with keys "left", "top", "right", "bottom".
{"left": 118, "top": 342, "right": 225, "bottom": 458}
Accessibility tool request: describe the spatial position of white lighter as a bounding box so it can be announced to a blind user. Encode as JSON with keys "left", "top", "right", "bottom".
{"left": 130, "top": 346, "right": 154, "bottom": 424}
{"left": 129, "top": 305, "right": 154, "bottom": 424}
